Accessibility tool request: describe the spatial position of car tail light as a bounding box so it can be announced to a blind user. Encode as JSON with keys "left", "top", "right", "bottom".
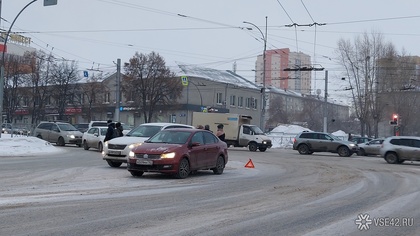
{"left": 293, "top": 138, "right": 296, "bottom": 143}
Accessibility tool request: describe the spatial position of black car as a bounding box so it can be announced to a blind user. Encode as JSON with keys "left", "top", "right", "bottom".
{"left": 74, "top": 123, "right": 89, "bottom": 133}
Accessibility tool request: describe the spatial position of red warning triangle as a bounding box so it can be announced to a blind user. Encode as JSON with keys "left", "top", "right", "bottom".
{"left": 244, "top": 159, "right": 255, "bottom": 168}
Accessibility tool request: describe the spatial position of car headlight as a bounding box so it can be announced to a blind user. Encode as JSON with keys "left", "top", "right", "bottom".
{"left": 129, "top": 151, "right": 135, "bottom": 158}
{"left": 263, "top": 141, "right": 267, "bottom": 144}
{"left": 349, "top": 143, "right": 356, "bottom": 147}
{"left": 161, "top": 152, "right": 175, "bottom": 159}
{"left": 129, "top": 143, "right": 143, "bottom": 149}
{"left": 67, "top": 134, "right": 75, "bottom": 139}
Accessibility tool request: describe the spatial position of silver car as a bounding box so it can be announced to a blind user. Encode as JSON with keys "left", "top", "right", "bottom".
{"left": 34, "top": 121, "right": 83, "bottom": 146}
{"left": 82, "top": 126, "right": 108, "bottom": 152}
{"left": 357, "top": 138, "right": 384, "bottom": 156}
{"left": 380, "top": 136, "right": 420, "bottom": 164}
{"left": 293, "top": 131, "right": 358, "bottom": 157}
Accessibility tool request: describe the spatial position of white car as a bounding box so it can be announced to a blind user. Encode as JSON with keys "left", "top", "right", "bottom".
{"left": 102, "top": 122, "right": 194, "bottom": 167}
{"left": 357, "top": 138, "right": 384, "bottom": 156}
{"left": 82, "top": 126, "right": 108, "bottom": 152}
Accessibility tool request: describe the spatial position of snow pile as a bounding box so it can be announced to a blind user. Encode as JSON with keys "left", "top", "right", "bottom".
{"left": 331, "top": 130, "right": 348, "bottom": 140}
{"left": 0, "top": 134, "right": 61, "bottom": 157}
{"left": 267, "top": 124, "right": 312, "bottom": 149}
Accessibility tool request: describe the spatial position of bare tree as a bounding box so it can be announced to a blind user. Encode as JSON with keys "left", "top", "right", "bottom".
{"left": 122, "top": 52, "right": 183, "bottom": 123}
{"left": 297, "top": 98, "right": 323, "bottom": 131}
{"left": 267, "top": 96, "right": 288, "bottom": 127}
{"left": 49, "top": 59, "right": 80, "bottom": 121}
{"left": 336, "top": 31, "right": 396, "bottom": 137}
{"left": 3, "top": 53, "right": 27, "bottom": 123}
{"left": 79, "top": 73, "right": 105, "bottom": 121}
{"left": 20, "top": 51, "right": 55, "bottom": 126}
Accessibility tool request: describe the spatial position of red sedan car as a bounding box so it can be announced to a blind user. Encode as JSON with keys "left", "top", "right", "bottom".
{"left": 127, "top": 128, "right": 228, "bottom": 179}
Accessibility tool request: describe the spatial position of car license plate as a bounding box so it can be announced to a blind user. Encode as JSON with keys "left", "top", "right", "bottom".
{"left": 109, "top": 150, "right": 121, "bottom": 155}
{"left": 136, "top": 159, "right": 153, "bottom": 165}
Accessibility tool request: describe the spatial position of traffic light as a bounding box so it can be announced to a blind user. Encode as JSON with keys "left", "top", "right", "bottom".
{"left": 390, "top": 114, "right": 399, "bottom": 125}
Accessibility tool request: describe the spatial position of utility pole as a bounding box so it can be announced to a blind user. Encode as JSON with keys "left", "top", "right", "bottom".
{"left": 114, "top": 58, "right": 121, "bottom": 122}
{"left": 323, "top": 70, "right": 328, "bottom": 133}
{"left": 243, "top": 16, "right": 267, "bottom": 131}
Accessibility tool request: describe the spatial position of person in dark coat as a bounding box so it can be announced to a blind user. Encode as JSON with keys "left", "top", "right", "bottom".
{"left": 216, "top": 124, "right": 225, "bottom": 142}
{"left": 115, "top": 122, "right": 124, "bottom": 137}
{"left": 104, "top": 120, "right": 115, "bottom": 142}
{"left": 204, "top": 124, "right": 212, "bottom": 132}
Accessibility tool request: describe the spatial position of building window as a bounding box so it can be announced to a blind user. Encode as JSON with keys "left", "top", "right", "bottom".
{"left": 252, "top": 97, "right": 257, "bottom": 109}
{"left": 238, "top": 96, "right": 243, "bottom": 108}
{"left": 22, "top": 97, "right": 29, "bottom": 107}
{"left": 104, "top": 92, "right": 110, "bottom": 103}
{"left": 216, "top": 92, "right": 223, "bottom": 104}
{"left": 229, "top": 95, "right": 236, "bottom": 106}
{"left": 245, "top": 97, "right": 251, "bottom": 109}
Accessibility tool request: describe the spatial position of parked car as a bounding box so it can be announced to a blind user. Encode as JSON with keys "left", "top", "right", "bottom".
{"left": 74, "top": 123, "right": 89, "bottom": 133}
{"left": 34, "top": 121, "right": 83, "bottom": 146}
{"left": 88, "top": 121, "right": 108, "bottom": 129}
{"left": 127, "top": 128, "right": 228, "bottom": 179}
{"left": 350, "top": 136, "right": 372, "bottom": 144}
{"left": 380, "top": 136, "right": 420, "bottom": 164}
{"left": 293, "top": 131, "right": 359, "bottom": 157}
{"left": 357, "top": 138, "right": 384, "bottom": 156}
{"left": 82, "top": 126, "right": 108, "bottom": 152}
{"left": 1, "top": 123, "right": 12, "bottom": 133}
{"left": 102, "top": 123, "right": 194, "bottom": 168}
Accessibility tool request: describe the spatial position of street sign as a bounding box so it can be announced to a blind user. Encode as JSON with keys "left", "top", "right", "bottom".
{"left": 83, "top": 71, "right": 88, "bottom": 77}
{"left": 181, "top": 76, "right": 188, "bottom": 86}
{"left": 44, "top": 0, "right": 58, "bottom": 6}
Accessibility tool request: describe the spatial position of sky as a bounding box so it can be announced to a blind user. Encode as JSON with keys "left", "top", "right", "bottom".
{"left": 2, "top": 0, "right": 420, "bottom": 102}
{"left": 0, "top": 125, "right": 350, "bottom": 155}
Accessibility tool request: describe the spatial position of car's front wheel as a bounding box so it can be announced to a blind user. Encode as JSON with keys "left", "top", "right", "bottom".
{"left": 57, "top": 137, "right": 65, "bottom": 146}
{"left": 297, "top": 144, "right": 310, "bottom": 155}
{"left": 357, "top": 149, "right": 365, "bottom": 156}
{"left": 248, "top": 143, "right": 258, "bottom": 152}
{"left": 106, "top": 160, "right": 122, "bottom": 168}
{"left": 385, "top": 152, "right": 399, "bottom": 164}
{"left": 338, "top": 146, "right": 351, "bottom": 157}
{"left": 212, "top": 156, "right": 225, "bottom": 175}
{"left": 83, "top": 140, "right": 89, "bottom": 150}
{"left": 98, "top": 142, "right": 103, "bottom": 152}
{"left": 175, "top": 158, "right": 190, "bottom": 179}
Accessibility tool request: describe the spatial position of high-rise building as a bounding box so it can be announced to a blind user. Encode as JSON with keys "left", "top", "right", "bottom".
{"left": 255, "top": 48, "right": 312, "bottom": 95}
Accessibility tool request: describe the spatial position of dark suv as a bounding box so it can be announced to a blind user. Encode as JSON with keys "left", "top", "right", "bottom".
{"left": 380, "top": 136, "right": 420, "bottom": 164}
{"left": 293, "top": 131, "right": 359, "bottom": 157}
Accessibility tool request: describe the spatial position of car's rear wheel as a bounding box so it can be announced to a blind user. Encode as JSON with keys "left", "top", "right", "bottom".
{"left": 98, "top": 142, "right": 103, "bottom": 152}
{"left": 385, "top": 153, "right": 399, "bottom": 164}
{"left": 212, "top": 156, "right": 225, "bottom": 175}
{"left": 297, "top": 144, "right": 310, "bottom": 155}
{"left": 83, "top": 140, "right": 89, "bottom": 150}
{"left": 259, "top": 147, "right": 267, "bottom": 152}
{"left": 338, "top": 146, "right": 351, "bottom": 157}
{"left": 248, "top": 143, "right": 258, "bottom": 152}
{"left": 106, "top": 160, "right": 122, "bottom": 168}
{"left": 57, "top": 137, "right": 65, "bottom": 146}
{"left": 175, "top": 158, "right": 190, "bottom": 179}
{"left": 130, "top": 171, "right": 144, "bottom": 177}
{"left": 357, "top": 148, "right": 365, "bottom": 156}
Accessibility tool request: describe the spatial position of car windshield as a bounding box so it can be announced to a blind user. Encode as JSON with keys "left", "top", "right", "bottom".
{"left": 100, "top": 128, "right": 108, "bottom": 134}
{"left": 148, "top": 130, "right": 191, "bottom": 144}
{"left": 126, "top": 125, "right": 163, "bottom": 137}
{"left": 58, "top": 124, "right": 79, "bottom": 131}
{"left": 250, "top": 126, "right": 265, "bottom": 135}
{"left": 329, "top": 134, "right": 342, "bottom": 141}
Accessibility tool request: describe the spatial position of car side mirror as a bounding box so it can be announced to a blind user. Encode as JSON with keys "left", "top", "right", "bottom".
{"left": 94, "top": 133, "right": 99, "bottom": 136}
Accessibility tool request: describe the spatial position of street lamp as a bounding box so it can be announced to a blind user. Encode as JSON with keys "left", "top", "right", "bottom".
{"left": 0, "top": 0, "right": 58, "bottom": 138}
{"left": 244, "top": 16, "right": 267, "bottom": 131}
